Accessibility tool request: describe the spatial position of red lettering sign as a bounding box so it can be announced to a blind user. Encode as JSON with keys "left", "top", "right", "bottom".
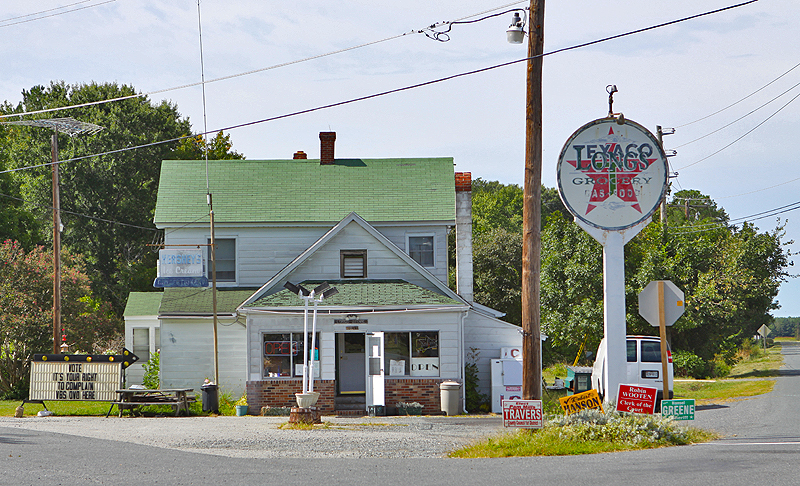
{"left": 616, "top": 384, "right": 658, "bottom": 414}
{"left": 264, "top": 341, "right": 296, "bottom": 356}
{"left": 502, "top": 400, "right": 543, "bottom": 428}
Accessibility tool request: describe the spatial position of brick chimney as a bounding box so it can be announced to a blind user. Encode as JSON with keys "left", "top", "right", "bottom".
{"left": 293, "top": 150, "right": 307, "bottom": 159}
{"left": 319, "top": 132, "right": 336, "bottom": 165}
{"left": 455, "top": 172, "right": 473, "bottom": 302}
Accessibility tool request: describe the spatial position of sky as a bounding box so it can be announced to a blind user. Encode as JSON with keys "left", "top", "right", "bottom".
{"left": 2, "top": 0, "right": 800, "bottom": 315}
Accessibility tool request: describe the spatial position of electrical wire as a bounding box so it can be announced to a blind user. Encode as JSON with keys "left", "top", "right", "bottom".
{"left": 0, "top": 0, "right": 93, "bottom": 24}
{"left": 677, "top": 60, "right": 800, "bottom": 129}
{"left": 0, "top": 1, "right": 759, "bottom": 176}
{"left": 0, "top": 0, "right": 116, "bottom": 28}
{"left": 676, "top": 89, "right": 800, "bottom": 171}
{"left": 0, "top": 0, "right": 755, "bottom": 122}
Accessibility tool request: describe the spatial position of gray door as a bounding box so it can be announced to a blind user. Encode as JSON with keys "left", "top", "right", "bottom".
{"left": 337, "top": 333, "right": 365, "bottom": 394}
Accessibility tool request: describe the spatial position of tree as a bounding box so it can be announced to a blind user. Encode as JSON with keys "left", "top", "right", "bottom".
{"left": 472, "top": 227, "right": 523, "bottom": 325}
{"left": 173, "top": 130, "right": 245, "bottom": 160}
{"left": 1, "top": 82, "right": 244, "bottom": 316}
{"left": 0, "top": 240, "right": 120, "bottom": 398}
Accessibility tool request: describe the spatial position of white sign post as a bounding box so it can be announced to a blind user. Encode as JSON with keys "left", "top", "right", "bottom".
{"left": 558, "top": 117, "right": 668, "bottom": 406}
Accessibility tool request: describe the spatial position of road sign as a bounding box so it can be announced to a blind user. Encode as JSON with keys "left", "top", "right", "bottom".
{"left": 502, "top": 399, "right": 543, "bottom": 428}
{"left": 661, "top": 399, "right": 695, "bottom": 420}
{"left": 616, "top": 384, "right": 658, "bottom": 414}
{"left": 559, "top": 389, "right": 603, "bottom": 415}
{"left": 639, "top": 280, "right": 685, "bottom": 327}
{"left": 758, "top": 324, "right": 771, "bottom": 338}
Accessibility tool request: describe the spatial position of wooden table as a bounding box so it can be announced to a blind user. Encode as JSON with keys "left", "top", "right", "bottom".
{"left": 108, "top": 388, "right": 195, "bottom": 417}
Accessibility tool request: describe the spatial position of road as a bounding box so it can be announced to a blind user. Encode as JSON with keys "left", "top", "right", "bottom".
{"left": 3, "top": 343, "right": 800, "bottom": 485}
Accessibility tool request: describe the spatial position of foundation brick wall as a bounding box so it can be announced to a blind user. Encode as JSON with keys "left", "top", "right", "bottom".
{"left": 247, "top": 378, "right": 461, "bottom": 415}
{"left": 247, "top": 380, "right": 336, "bottom": 414}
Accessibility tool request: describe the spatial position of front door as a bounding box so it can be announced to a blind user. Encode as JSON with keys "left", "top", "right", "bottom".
{"left": 337, "top": 333, "right": 365, "bottom": 394}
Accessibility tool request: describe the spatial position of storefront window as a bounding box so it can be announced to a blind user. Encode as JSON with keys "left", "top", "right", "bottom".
{"left": 263, "top": 332, "right": 319, "bottom": 378}
{"left": 384, "top": 331, "right": 439, "bottom": 376}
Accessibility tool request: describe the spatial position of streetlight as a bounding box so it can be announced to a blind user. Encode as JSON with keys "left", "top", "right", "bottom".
{"left": 0, "top": 117, "right": 103, "bottom": 354}
{"left": 284, "top": 281, "right": 339, "bottom": 406}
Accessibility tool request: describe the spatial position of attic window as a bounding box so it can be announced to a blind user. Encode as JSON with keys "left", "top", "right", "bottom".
{"left": 341, "top": 250, "right": 367, "bottom": 278}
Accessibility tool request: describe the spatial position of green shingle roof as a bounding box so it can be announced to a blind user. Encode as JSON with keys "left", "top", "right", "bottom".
{"left": 158, "top": 288, "right": 259, "bottom": 315}
{"left": 154, "top": 158, "right": 456, "bottom": 225}
{"left": 246, "top": 280, "right": 463, "bottom": 308}
{"left": 123, "top": 292, "right": 163, "bottom": 317}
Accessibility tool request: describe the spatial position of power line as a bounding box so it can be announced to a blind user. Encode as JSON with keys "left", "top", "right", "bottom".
{"left": 0, "top": 0, "right": 756, "bottom": 122}
{"left": 676, "top": 60, "right": 800, "bottom": 129}
{"left": 1, "top": 1, "right": 758, "bottom": 176}
{"left": 0, "top": 0, "right": 116, "bottom": 28}
{"left": 0, "top": 2, "right": 525, "bottom": 122}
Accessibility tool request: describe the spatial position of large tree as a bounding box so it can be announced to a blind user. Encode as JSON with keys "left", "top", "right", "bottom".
{"left": 0, "top": 240, "right": 119, "bottom": 398}
{"left": 0, "top": 82, "right": 243, "bottom": 316}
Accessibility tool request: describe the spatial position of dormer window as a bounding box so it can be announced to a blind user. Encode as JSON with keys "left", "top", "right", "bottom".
{"left": 341, "top": 250, "right": 367, "bottom": 278}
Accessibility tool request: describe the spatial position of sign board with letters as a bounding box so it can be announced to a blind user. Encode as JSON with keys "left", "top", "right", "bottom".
{"left": 559, "top": 389, "right": 604, "bottom": 415}
{"left": 616, "top": 384, "right": 658, "bottom": 414}
{"left": 29, "top": 350, "right": 138, "bottom": 402}
{"left": 661, "top": 399, "right": 695, "bottom": 420}
{"left": 154, "top": 248, "right": 208, "bottom": 288}
{"left": 502, "top": 399, "right": 543, "bottom": 428}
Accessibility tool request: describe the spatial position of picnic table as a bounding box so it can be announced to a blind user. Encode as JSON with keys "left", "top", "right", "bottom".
{"left": 108, "top": 388, "right": 195, "bottom": 417}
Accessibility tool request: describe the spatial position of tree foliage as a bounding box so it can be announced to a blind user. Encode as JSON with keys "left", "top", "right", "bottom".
{"left": 0, "top": 82, "right": 244, "bottom": 316}
{"left": 0, "top": 240, "right": 120, "bottom": 397}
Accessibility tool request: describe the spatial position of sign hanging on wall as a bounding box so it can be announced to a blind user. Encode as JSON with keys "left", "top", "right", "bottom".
{"left": 557, "top": 118, "right": 668, "bottom": 231}
{"left": 28, "top": 349, "right": 138, "bottom": 402}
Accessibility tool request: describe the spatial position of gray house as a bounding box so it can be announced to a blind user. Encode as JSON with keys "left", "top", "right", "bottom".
{"left": 124, "top": 132, "right": 521, "bottom": 414}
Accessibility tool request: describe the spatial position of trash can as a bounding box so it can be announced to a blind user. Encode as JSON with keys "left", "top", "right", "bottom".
{"left": 439, "top": 381, "right": 462, "bottom": 416}
{"left": 201, "top": 383, "right": 219, "bottom": 413}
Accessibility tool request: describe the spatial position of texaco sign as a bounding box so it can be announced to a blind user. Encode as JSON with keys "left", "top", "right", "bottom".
{"left": 557, "top": 118, "right": 668, "bottom": 231}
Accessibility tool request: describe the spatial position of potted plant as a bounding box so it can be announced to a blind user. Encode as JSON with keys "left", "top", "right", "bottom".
{"left": 235, "top": 395, "right": 248, "bottom": 416}
{"left": 396, "top": 401, "right": 424, "bottom": 416}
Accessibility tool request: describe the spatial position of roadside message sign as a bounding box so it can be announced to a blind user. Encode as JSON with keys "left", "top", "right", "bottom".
{"left": 559, "top": 389, "right": 603, "bottom": 415}
{"left": 661, "top": 399, "right": 695, "bottom": 420}
{"left": 616, "top": 384, "right": 658, "bottom": 414}
{"left": 29, "top": 350, "right": 138, "bottom": 402}
{"left": 502, "top": 399, "right": 543, "bottom": 428}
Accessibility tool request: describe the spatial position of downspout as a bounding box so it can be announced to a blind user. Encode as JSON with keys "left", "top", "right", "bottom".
{"left": 460, "top": 309, "right": 469, "bottom": 413}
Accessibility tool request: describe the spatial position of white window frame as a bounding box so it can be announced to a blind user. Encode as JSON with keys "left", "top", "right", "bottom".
{"left": 406, "top": 233, "right": 436, "bottom": 268}
{"left": 341, "top": 249, "right": 367, "bottom": 278}
{"left": 207, "top": 236, "right": 238, "bottom": 286}
{"left": 132, "top": 327, "right": 151, "bottom": 363}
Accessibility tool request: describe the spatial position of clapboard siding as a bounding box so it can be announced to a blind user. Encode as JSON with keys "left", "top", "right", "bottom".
{"left": 160, "top": 317, "right": 247, "bottom": 397}
{"left": 463, "top": 313, "right": 522, "bottom": 397}
{"left": 163, "top": 222, "right": 450, "bottom": 288}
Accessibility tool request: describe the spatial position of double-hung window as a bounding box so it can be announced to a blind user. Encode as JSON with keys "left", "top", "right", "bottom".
{"left": 208, "top": 238, "right": 236, "bottom": 282}
{"left": 408, "top": 235, "right": 434, "bottom": 267}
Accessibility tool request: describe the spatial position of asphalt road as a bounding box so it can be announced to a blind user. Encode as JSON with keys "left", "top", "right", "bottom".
{"left": 3, "top": 343, "right": 800, "bottom": 485}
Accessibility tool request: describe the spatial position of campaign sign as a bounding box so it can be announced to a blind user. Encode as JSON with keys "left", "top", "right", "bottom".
{"left": 661, "top": 399, "right": 695, "bottom": 421}
{"left": 559, "top": 389, "right": 604, "bottom": 415}
{"left": 617, "top": 384, "right": 658, "bottom": 414}
{"left": 502, "top": 399, "right": 543, "bottom": 428}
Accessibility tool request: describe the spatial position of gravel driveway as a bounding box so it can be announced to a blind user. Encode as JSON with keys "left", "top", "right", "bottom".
{"left": 0, "top": 414, "right": 506, "bottom": 459}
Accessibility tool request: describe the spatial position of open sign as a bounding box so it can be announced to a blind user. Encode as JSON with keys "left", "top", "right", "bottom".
{"left": 264, "top": 341, "right": 297, "bottom": 356}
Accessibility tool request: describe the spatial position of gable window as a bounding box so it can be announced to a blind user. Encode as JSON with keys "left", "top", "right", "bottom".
{"left": 207, "top": 238, "right": 236, "bottom": 282}
{"left": 341, "top": 250, "right": 367, "bottom": 278}
{"left": 408, "top": 235, "right": 434, "bottom": 267}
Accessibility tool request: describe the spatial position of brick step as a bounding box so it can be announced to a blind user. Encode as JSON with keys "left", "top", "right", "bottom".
{"left": 335, "top": 409, "right": 367, "bottom": 417}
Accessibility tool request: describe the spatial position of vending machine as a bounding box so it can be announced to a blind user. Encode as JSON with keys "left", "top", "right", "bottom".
{"left": 491, "top": 347, "right": 524, "bottom": 413}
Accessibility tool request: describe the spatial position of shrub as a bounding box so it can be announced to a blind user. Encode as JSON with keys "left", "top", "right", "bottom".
{"left": 672, "top": 350, "right": 706, "bottom": 378}
{"left": 141, "top": 351, "right": 160, "bottom": 389}
{"left": 465, "top": 347, "right": 489, "bottom": 412}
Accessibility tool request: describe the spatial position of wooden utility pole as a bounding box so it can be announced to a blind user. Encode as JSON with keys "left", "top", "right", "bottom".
{"left": 208, "top": 193, "right": 219, "bottom": 386}
{"left": 51, "top": 132, "right": 61, "bottom": 354}
{"left": 522, "top": 0, "right": 544, "bottom": 400}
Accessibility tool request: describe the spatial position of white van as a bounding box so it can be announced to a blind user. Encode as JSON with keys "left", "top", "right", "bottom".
{"left": 591, "top": 335, "right": 674, "bottom": 403}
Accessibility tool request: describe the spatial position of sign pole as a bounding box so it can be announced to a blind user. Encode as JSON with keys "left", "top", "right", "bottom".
{"left": 657, "top": 281, "right": 670, "bottom": 400}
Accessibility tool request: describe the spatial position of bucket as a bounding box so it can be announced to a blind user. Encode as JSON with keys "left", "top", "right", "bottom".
{"left": 235, "top": 405, "right": 248, "bottom": 416}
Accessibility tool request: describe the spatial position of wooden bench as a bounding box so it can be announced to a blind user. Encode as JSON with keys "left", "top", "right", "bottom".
{"left": 108, "top": 388, "right": 195, "bottom": 417}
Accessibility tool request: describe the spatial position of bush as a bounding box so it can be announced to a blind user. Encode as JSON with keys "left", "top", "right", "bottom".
{"left": 465, "top": 348, "right": 489, "bottom": 412}
{"left": 141, "top": 351, "right": 159, "bottom": 389}
{"left": 672, "top": 350, "right": 706, "bottom": 378}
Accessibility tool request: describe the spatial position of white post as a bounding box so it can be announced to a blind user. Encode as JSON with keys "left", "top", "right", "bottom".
{"left": 309, "top": 296, "right": 320, "bottom": 393}
{"left": 576, "top": 218, "right": 650, "bottom": 405}
{"left": 301, "top": 295, "right": 310, "bottom": 394}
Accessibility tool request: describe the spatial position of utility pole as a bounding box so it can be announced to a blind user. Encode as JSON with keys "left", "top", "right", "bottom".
{"left": 51, "top": 132, "right": 61, "bottom": 354}
{"left": 522, "top": 0, "right": 544, "bottom": 401}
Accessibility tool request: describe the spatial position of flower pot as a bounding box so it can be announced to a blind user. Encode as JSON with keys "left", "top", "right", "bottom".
{"left": 397, "top": 406, "right": 423, "bottom": 416}
{"left": 235, "top": 405, "right": 248, "bottom": 416}
{"left": 295, "top": 391, "right": 320, "bottom": 408}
